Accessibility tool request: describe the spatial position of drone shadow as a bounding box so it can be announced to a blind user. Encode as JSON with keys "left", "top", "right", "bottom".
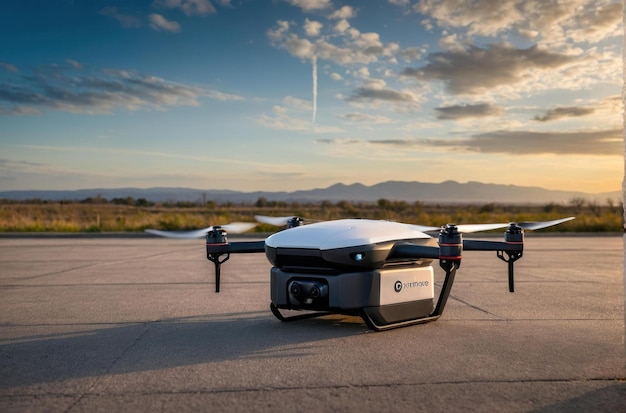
{"left": 0, "top": 310, "right": 369, "bottom": 390}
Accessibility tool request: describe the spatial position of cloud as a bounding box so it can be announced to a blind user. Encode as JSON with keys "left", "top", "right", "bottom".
{"left": 267, "top": 16, "right": 404, "bottom": 120}
{"left": 99, "top": 7, "right": 142, "bottom": 28}
{"left": 303, "top": 18, "right": 323, "bottom": 36}
{"left": 459, "top": 129, "right": 622, "bottom": 155}
{"left": 283, "top": 95, "right": 313, "bottom": 111}
{"left": 259, "top": 99, "right": 342, "bottom": 133}
{"left": 402, "top": 43, "right": 577, "bottom": 95}
{"left": 370, "top": 128, "right": 622, "bottom": 156}
{"left": 0, "top": 105, "right": 40, "bottom": 116}
{"left": 435, "top": 103, "right": 504, "bottom": 120}
{"left": 398, "top": 47, "right": 423, "bottom": 62}
{"left": 149, "top": 13, "right": 181, "bottom": 32}
{"left": 572, "top": 2, "right": 623, "bottom": 43}
{"left": 413, "top": 0, "right": 622, "bottom": 45}
{"left": 333, "top": 19, "right": 350, "bottom": 33}
{"left": 329, "top": 6, "right": 355, "bottom": 20}
{"left": 154, "top": 0, "right": 216, "bottom": 16}
{"left": 268, "top": 20, "right": 399, "bottom": 65}
{"left": 259, "top": 112, "right": 342, "bottom": 133}
{"left": 534, "top": 106, "right": 595, "bottom": 122}
{"left": 388, "top": 0, "right": 410, "bottom": 6}
{"left": 315, "top": 138, "right": 361, "bottom": 144}
{"left": 414, "top": 0, "right": 523, "bottom": 37}
{"left": 66, "top": 59, "right": 83, "bottom": 70}
{"left": 338, "top": 112, "right": 391, "bottom": 123}
{"left": 0, "top": 63, "right": 243, "bottom": 115}
{"left": 348, "top": 83, "right": 417, "bottom": 104}
{"left": 285, "top": 0, "right": 332, "bottom": 12}
{"left": 0, "top": 158, "right": 44, "bottom": 169}
{"left": 0, "top": 62, "right": 19, "bottom": 72}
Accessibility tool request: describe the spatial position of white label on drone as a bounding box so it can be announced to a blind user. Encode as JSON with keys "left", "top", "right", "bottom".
{"left": 379, "top": 266, "right": 434, "bottom": 306}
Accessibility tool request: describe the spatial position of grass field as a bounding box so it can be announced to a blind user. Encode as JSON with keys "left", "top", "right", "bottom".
{"left": 0, "top": 197, "right": 622, "bottom": 233}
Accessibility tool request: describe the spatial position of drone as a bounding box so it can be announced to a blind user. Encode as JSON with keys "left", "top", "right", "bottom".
{"left": 146, "top": 215, "right": 574, "bottom": 331}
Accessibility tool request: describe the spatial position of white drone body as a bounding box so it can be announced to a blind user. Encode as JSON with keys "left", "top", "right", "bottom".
{"left": 264, "top": 219, "right": 441, "bottom": 330}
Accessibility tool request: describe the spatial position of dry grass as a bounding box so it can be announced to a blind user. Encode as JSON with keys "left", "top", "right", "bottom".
{"left": 0, "top": 200, "right": 621, "bottom": 233}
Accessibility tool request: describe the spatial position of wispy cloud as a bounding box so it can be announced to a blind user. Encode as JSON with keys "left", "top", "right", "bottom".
{"left": 0, "top": 62, "right": 19, "bottom": 72}
{"left": 370, "top": 128, "right": 622, "bottom": 156}
{"left": 533, "top": 106, "right": 595, "bottom": 122}
{"left": 285, "top": 0, "right": 332, "bottom": 12}
{"left": 315, "top": 138, "right": 361, "bottom": 144}
{"left": 0, "top": 62, "right": 243, "bottom": 115}
{"left": 149, "top": 13, "right": 181, "bottom": 32}
{"left": 153, "top": 0, "right": 216, "bottom": 16}
{"left": 459, "top": 129, "right": 623, "bottom": 155}
{"left": 348, "top": 85, "right": 417, "bottom": 104}
{"left": 347, "top": 79, "right": 419, "bottom": 107}
{"left": 259, "top": 111, "right": 342, "bottom": 133}
{"left": 338, "top": 112, "right": 391, "bottom": 123}
{"left": 3, "top": 144, "right": 283, "bottom": 169}
{"left": 99, "top": 7, "right": 142, "bottom": 29}
{"left": 434, "top": 103, "right": 504, "bottom": 120}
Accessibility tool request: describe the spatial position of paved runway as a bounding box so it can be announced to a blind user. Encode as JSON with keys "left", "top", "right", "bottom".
{"left": 0, "top": 235, "right": 624, "bottom": 412}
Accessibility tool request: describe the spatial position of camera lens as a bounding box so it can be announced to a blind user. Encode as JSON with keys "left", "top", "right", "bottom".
{"left": 309, "top": 285, "right": 320, "bottom": 298}
{"left": 289, "top": 282, "right": 301, "bottom": 297}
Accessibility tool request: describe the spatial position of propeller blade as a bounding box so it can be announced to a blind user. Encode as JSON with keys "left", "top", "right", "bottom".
{"left": 255, "top": 215, "right": 297, "bottom": 226}
{"left": 515, "top": 217, "right": 575, "bottom": 230}
{"left": 454, "top": 217, "right": 575, "bottom": 233}
{"left": 145, "top": 222, "right": 256, "bottom": 239}
{"left": 221, "top": 222, "right": 257, "bottom": 233}
{"left": 145, "top": 227, "right": 214, "bottom": 239}
{"left": 454, "top": 223, "right": 512, "bottom": 233}
{"left": 407, "top": 224, "right": 442, "bottom": 233}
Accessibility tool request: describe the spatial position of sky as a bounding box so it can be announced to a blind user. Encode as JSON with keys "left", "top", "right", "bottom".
{"left": 0, "top": 0, "right": 623, "bottom": 194}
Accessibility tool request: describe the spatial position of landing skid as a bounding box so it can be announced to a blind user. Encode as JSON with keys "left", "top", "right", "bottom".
{"left": 270, "top": 302, "right": 333, "bottom": 322}
{"left": 270, "top": 302, "right": 440, "bottom": 331}
{"left": 360, "top": 309, "right": 440, "bottom": 331}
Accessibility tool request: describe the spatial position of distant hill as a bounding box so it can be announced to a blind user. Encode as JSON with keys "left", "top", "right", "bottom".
{"left": 0, "top": 181, "right": 620, "bottom": 205}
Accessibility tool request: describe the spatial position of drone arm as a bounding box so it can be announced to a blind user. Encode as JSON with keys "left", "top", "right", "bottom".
{"left": 206, "top": 231, "right": 266, "bottom": 292}
{"left": 462, "top": 239, "right": 522, "bottom": 252}
{"left": 207, "top": 240, "right": 266, "bottom": 254}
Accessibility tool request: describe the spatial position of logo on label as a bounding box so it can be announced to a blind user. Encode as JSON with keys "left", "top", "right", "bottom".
{"left": 394, "top": 280, "right": 429, "bottom": 293}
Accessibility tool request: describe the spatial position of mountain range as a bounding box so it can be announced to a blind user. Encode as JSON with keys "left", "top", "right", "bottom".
{"left": 0, "top": 181, "right": 620, "bottom": 205}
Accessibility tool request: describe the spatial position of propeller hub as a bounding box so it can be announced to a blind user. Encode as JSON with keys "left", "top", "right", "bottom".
{"left": 287, "top": 217, "right": 303, "bottom": 228}
{"left": 505, "top": 223, "right": 524, "bottom": 243}
{"left": 442, "top": 223, "right": 459, "bottom": 235}
{"left": 206, "top": 227, "right": 228, "bottom": 244}
{"left": 507, "top": 223, "right": 522, "bottom": 233}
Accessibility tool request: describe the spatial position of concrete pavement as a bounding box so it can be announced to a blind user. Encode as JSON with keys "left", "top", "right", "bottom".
{"left": 0, "top": 235, "right": 624, "bottom": 412}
